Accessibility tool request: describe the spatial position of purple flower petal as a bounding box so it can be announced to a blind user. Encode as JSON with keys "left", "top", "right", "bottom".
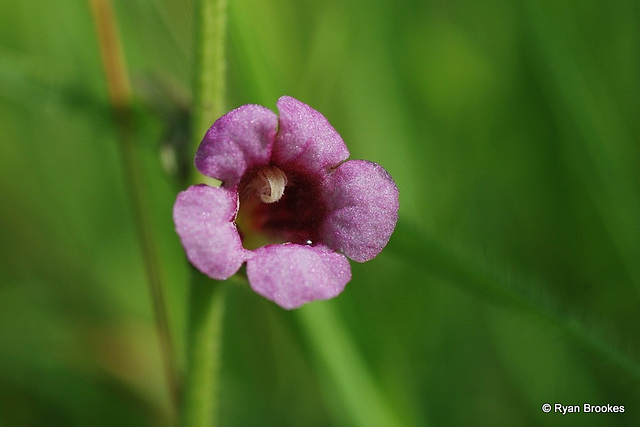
{"left": 322, "top": 160, "right": 399, "bottom": 262}
{"left": 173, "top": 185, "right": 247, "bottom": 279}
{"left": 246, "top": 244, "right": 351, "bottom": 309}
{"left": 195, "top": 104, "right": 278, "bottom": 187}
{"left": 273, "top": 96, "right": 350, "bottom": 174}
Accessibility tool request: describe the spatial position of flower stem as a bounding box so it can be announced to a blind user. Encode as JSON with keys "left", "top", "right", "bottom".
{"left": 192, "top": 0, "right": 228, "bottom": 156}
{"left": 178, "top": 0, "right": 229, "bottom": 425}
{"left": 180, "top": 270, "right": 226, "bottom": 427}
{"left": 88, "top": 0, "right": 180, "bottom": 414}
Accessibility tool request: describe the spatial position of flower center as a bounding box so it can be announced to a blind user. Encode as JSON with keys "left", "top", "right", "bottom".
{"left": 236, "top": 166, "right": 326, "bottom": 250}
{"left": 246, "top": 165, "right": 287, "bottom": 203}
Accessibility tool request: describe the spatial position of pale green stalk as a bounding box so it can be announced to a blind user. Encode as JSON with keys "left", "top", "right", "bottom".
{"left": 180, "top": 0, "right": 228, "bottom": 425}
{"left": 192, "top": 0, "right": 228, "bottom": 151}
{"left": 297, "top": 303, "right": 412, "bottom": 427}
{"left": 180, "top": 271, "right": 226, "bottom": 427}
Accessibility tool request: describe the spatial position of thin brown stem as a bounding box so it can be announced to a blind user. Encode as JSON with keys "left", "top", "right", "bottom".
{"left": 89, "top": 0, "right": 180, "bottom": 415}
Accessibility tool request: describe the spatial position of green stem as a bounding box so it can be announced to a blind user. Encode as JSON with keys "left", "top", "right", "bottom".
{"left": 192, "top": 0, "right": 228, "bottom": 155}
{"left": 180, "top": 270, "right": 226, "bottom": 427}
{"left": 179, "top": 0, "right": 229, "bottom": 424}
{"left": 297, "top": 304, "right": 409, "bottom": 427}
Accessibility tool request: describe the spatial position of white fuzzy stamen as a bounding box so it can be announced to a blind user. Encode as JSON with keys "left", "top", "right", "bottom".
{"left": 249, "top": 166, "right": 288, "bottom": 203}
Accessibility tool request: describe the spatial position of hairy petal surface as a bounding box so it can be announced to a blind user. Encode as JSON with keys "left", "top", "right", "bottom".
{"left": 322, "top": 160, "right": 399, "bottom": 262}
{"left": 274, "top": 96, "right": 349, "bottom": 174}
{"left": 173, "top": 185, "right": 247, "bottom": 279}
{"left": 246, "top": 244, "right": 351, "bottom": 309}
{"left": 195, "top": 104, "right": 278, "bottom": 187}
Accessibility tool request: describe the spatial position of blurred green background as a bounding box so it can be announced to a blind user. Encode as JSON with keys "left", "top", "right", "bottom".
{"left": 1, "top": 0, "right": 639, "bottom": 425}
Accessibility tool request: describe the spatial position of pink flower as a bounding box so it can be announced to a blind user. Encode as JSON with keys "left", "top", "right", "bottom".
{"left": 173, "top": 96, "right": 398, "bottom": 309}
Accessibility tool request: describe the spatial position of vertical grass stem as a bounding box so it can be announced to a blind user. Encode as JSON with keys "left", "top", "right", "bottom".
{"left": 179, "top": 0, "right": 229, "bottom": 425}
{"left": 88, "top": 0, "right": 180, "bottom": 416}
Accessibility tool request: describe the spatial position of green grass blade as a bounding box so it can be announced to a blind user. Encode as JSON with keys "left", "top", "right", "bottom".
{"left": 389, "top": 220, "right": 640, "bottom": 381}
{"left": 296, "top": 302, "right": 414, "bottom": 427}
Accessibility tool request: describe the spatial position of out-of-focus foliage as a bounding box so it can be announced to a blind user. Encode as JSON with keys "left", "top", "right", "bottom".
{"left": 1, "top": 0, "right": 638, "bottom": 425}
